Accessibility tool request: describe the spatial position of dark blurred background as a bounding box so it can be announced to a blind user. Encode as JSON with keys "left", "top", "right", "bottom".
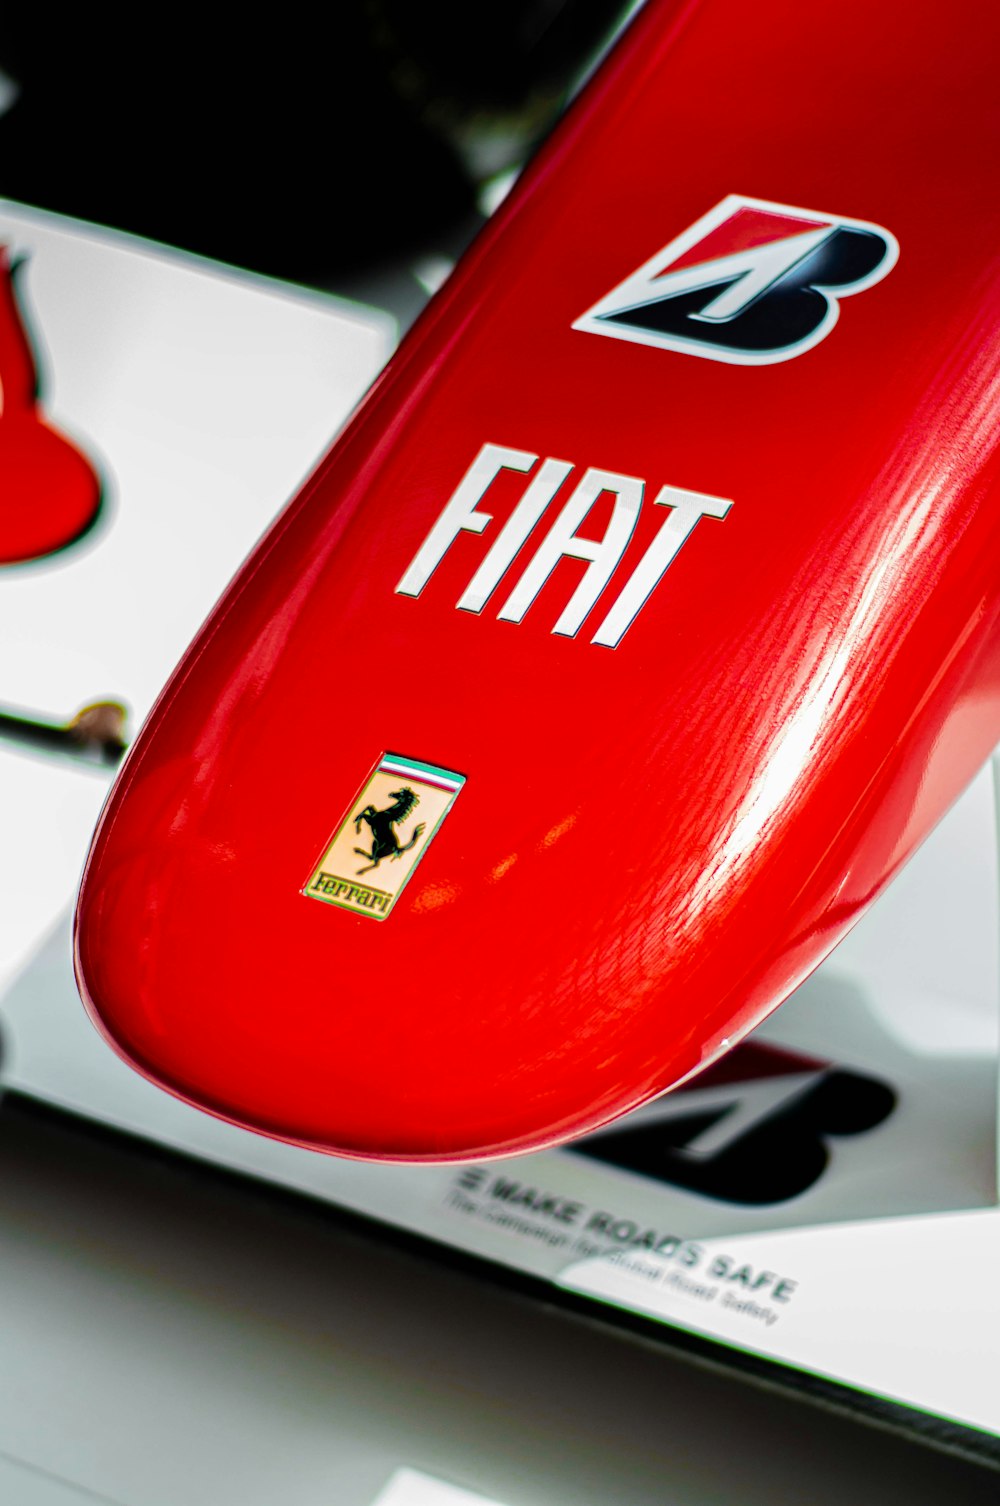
{"left": 0, "top": 2, "right": 629, "bottom": 288}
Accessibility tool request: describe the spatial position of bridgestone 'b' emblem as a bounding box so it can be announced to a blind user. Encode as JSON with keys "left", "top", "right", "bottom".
{"left": 574, "top": 194, "right": 898, "bottom": 365}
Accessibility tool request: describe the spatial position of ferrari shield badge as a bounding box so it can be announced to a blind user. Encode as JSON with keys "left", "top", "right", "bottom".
{"left": 304, "top": 753, "right": 465, "bottom": 919}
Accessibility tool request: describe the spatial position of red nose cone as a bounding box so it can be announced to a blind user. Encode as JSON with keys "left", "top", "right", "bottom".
{"left": 75, "top": 0, "right": 1000, "bottom": 1159}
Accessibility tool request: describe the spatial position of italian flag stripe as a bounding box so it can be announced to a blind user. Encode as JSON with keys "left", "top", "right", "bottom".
{"left": 379, "top": 753, "right": 466, "bottom": 791}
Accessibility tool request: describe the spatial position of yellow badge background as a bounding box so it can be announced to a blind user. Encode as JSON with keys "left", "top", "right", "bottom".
{"left": 305, "top": 766, "right": 457, "bottom": 920}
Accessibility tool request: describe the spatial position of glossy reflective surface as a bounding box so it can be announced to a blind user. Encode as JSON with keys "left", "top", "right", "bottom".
{"left": 77, "top": 0, "right": 1000, "bottom": 1158}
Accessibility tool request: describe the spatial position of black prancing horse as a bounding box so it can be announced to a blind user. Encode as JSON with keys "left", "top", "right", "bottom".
{"left": 354, "top": 787, "right": 426, "bottom": 875}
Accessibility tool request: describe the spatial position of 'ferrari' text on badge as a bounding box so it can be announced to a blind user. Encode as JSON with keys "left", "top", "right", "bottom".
{"left": 396, "top": 442, "right": 732, "bottom": 647}
{"left": 574, "top": 194, "right": 898, "bottom": 365}
{"left": 304, "top": 754, "right": 465, "bottom": 920}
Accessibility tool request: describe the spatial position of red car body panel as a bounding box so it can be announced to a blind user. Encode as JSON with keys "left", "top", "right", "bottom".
{"left": 75, "top": 0, "right": 1000, "bottom": 1159}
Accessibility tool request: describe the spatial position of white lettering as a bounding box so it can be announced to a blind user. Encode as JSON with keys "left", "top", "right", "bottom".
{"left": 395, "top": 441, "right": 732, "bottom": 644}
{"left": 592, "top": 485, "right": 732, "bottom": 648}
{"left": 395, "top": 442, "right": 536, "bottom": 598}
{"left": 457, "top": 456, "right": 573, "bottom": 613}
{"left": 498, "top": 467, "right": 643, "bottom": 637}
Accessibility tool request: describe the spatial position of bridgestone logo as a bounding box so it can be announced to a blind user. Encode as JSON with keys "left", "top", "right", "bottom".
{"left": 574, "top": 193, "right": 898, "bottom": 365}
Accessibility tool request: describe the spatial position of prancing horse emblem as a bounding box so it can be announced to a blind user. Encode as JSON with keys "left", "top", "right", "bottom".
{"left": 304, "top": 753, "right": 466, "bottom": 920}
{"left": 354, "top": 787, "right": 426, "bottom": 874}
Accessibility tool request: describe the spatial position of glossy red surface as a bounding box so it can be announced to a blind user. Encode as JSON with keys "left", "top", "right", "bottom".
{"left": 76, "top": 0, "right": 1000, "bottom": 1159}
{"left": 0, "top": 249, "right": 102, "bottom": 564}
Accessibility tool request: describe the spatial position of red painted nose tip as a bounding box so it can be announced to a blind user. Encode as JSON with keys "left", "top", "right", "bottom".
{"left": 74, "top": 0, "right": 1000, "bottom": 1161}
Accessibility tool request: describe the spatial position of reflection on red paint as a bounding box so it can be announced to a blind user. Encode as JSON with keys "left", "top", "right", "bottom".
{"left": 75, "top": 0, "right": 1000, "bottom": 1163}
{"left": 0, "top": 248, "right": 102, "bottom": 564}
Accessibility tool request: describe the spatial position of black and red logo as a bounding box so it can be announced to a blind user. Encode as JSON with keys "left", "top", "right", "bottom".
{"left": 574, "top": 194, "right": 898, "bottom": 365}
